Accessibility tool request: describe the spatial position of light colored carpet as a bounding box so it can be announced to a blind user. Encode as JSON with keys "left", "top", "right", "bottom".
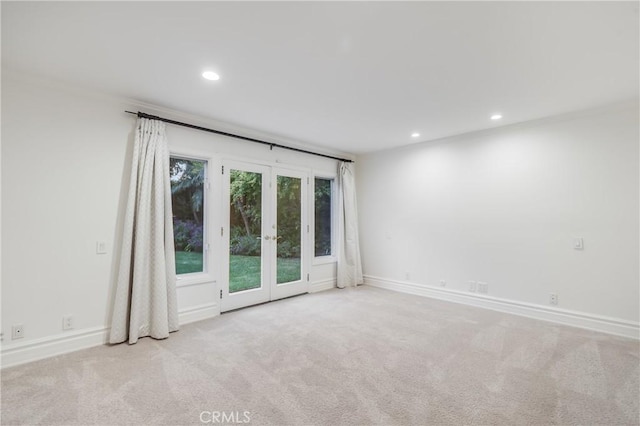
{"left": 1, "top": 286, "right": 638, "bottom": 425}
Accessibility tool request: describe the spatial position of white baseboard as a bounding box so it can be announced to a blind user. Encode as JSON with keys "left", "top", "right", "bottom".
{"left": 310, "top": 278, "right": 336, "bottom": 293}
{"left": 0, "top": 326, "right": 109, "bottom": 370}
{"left": 1, "top": 302, "right": 219, "bottom": 369}
{"left": 364, "top": 275, "right": 639, "bottom": 340}
{"left": 178, "top": 302, "right": 219, "bottom": 325}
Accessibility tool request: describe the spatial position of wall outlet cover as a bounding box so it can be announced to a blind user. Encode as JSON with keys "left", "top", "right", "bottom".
{"left": 63, "top": 315, "right": 74, "bottom": 330}
{"left": 11, "top": 324, "right": 24, "bottom": 340}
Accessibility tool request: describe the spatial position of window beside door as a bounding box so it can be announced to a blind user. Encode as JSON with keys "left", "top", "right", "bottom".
{"left": 314, "top": 177, "right": 334, "bottom": 258}
{"left": 170, "top": 157, "right": 207, "bottom": 276}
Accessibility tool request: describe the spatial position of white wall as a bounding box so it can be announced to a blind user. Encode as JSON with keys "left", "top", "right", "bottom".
{"left": 1, "top": 72, "right": 342, "bottom": 364}
{"left": 357, "top": 102, "right": 639, "bottom": 324}
{"left": 3, "top": 70, "right": 637, "bottom": 365}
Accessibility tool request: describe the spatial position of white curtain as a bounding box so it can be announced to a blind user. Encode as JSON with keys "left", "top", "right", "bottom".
{"left": 110, "top": 118, "right": 179, "bottom": 344}
{"left": 337, "top": 162, "right": 363, "bottom": 288}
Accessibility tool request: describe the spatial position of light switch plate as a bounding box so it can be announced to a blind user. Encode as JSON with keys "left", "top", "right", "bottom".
{"left": 96, "top": 241, "right": 107, "bottom": 254}
{"left": 573, "top": 238, "right": 584, "bottom": 250}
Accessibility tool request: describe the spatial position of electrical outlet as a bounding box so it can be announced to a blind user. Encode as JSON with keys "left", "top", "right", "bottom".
{"left": 439, "top": 280, "right": 447, "bottom": 287}
{"left": 468, "top": 281, "right": 477, "bottom": 292}
{"left": 478, "top": 282, "right": 488, "bottom": 294}
{"left": 63, "top": 315, "right": 74, "bottom": 330}
{"left": 12, "top": 324, "right": 24, "bottom": 340}
{"left": 550, "top": 293, "right": 558, "bottom": 306}
{"left": 405, "top": 272, "right": 410, "bottom": 281}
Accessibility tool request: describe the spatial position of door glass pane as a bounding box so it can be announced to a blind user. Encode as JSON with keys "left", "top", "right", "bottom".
{"left": 170, "top": 157, "right": 206, "bottom": 275}
{"left": 276, "top": 176, "right": 302, "bottom": 284}
{"left": 229, "top": 170, "right": 262, "bottom": 293}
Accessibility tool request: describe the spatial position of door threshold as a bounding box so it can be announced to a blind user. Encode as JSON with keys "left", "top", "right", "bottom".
{"left": 222, "top": 292, "right": 309, "bottom": 314}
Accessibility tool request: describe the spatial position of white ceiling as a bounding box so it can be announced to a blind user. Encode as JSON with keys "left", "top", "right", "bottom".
{"left": 2, "top": 1, "right": 638, "bottom": 154}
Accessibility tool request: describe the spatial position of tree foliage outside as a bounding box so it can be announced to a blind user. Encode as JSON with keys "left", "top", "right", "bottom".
{"left": 170, "top": 162, "right": 308, "bottom": 282}
{"left": 314, "top": 178, "right": 332, "bottom": 256}
{"left": 276, "top": 176, "right": 302, "bottom": 259}
{"left": 171, "top": 158, "right": 205, "bottom": 227}
{"left": 229, "top": 171, "right": 302, "bottom": 259}
{"left": 229, "top": 170, "right": 262, "bottom": 256}
{"left": 171, "top": 158, "right": 205, "bottom": 274}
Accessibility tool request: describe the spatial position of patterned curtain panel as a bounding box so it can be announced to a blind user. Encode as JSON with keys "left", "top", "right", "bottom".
{"left": 337, "top": 162, "right": 363, "bottom": 288}
{"left": 110, "top": 118, "right": 179, "bottom": 344}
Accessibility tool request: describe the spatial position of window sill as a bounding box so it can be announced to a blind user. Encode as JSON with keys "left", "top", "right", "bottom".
{"left": 313, "top": 256, "right": 337, "bottom": 266}
{"left": 176, "top": 273, "right": 215, "bottom": 288}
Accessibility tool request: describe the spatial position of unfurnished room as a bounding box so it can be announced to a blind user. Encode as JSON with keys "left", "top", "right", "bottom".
{"left": 1, "top": 1, "right": 639, "bottom": 425}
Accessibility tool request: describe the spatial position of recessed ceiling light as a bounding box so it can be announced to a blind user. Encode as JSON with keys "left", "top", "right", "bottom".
{"left": 411, "top": 132, "right": 420, "bottom": 138}
{"left": 202, "top": 71, "right": 220, "bottom": 81}
{"left": 491, "top": 114, "right": 502, "bottom": 120}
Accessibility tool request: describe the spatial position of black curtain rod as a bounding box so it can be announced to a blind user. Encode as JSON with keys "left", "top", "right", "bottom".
{"left": 124, "top": 111, "right": 353, "bottom": 163}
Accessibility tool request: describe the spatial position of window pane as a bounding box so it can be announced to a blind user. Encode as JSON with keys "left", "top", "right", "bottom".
{"left": 170, "top": 157, "right": 206, "bottom": 275}
{"left": 314, "top": 178, "right": 332, "bottom": 257}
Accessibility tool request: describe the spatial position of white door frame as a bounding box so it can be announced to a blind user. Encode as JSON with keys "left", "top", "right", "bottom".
{"left": 221, "top": 160, "right": 310, "bottom": 312}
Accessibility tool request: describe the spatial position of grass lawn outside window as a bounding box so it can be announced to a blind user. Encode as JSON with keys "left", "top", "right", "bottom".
{"left": 175, "top": 251, "right": 301, "bottom": 291}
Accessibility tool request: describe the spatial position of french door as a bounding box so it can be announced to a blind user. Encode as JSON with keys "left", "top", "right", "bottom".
{"left": 221, "top": 160, "right": 309, "bottom": 312}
